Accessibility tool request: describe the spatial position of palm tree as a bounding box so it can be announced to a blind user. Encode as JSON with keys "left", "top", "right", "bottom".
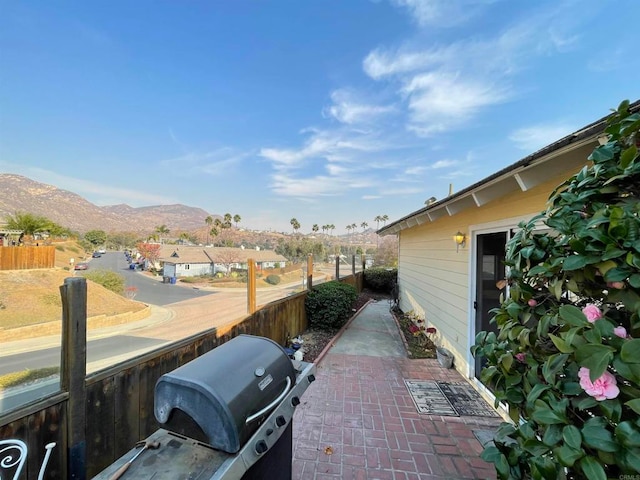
{"left": 329, "top": 224, "right": 335, "bottom": 236}
{"left": 312, "top": 224, "right": 319, "bottom": 235}
{"left": 233, "top": 214, "right": 241, "bottom": 228}
{"left": 290, "top": 218, "right": 301, "bottom": 235}
{"left": 361, "top": 221, "right": 368, "bottom": 232}
{"left": 205, "top": 215, "right": 213, "bottom": 245}
{"left": 155, "top": 225, "right": 170, "bottom": 244}
{"left": 382, "top": 214, "right": 389, "bottom": 226}
{"left": 321, "top": 225, "right": 327, "bottom": 235}
{"left": 223, "top": 213, "right": 232, "bottom": 228}
{"left": 210, "top": 227, "right": 219, "bottom": 246}
{"left": 374, "top": 215, "right": 383, "bottom": 230}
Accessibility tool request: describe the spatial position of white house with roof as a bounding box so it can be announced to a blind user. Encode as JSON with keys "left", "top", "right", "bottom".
{"left": 156, "top": 245, "right": 288, "bottom": 278}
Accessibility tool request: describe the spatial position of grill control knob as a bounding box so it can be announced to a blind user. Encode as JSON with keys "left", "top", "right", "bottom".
{"left": 308, "top": 374, "right": 316, "bottom": 383}
{"left": 266, "top": 428, "right": 274, "bottom": 436}
{"left": 276, "top": 415, "right": 286, "bottom": 427}
{"left": 291, "top": 396, "right": 301, "bottom": 406}
{"left": 255, "top": 440, "right": 268, "bottom": 455}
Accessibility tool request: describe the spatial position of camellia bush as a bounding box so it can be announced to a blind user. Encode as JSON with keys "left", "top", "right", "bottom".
{"left": 472, "top": 100, "right": 640, "bottom": 479}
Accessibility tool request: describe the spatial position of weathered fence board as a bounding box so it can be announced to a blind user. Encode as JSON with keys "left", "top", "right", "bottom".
{"left": 0, "top": 245, "right": 55, "bottom": 270}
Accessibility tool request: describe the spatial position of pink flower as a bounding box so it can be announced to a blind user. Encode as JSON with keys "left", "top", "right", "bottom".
{"left": 582, "top": 304, "right": 602, "bottom": 323}
{"left": 426, "top": 327, "right": 437, "bottom": 334}
{"left": 514, "top": 353, "right": 527, "bottom": 363}
{"left": 614, "top": 326, "right": 628, "bottom": 338}
{"left": 607, "top": 281, "right": 626, "bottom": 290}
{"left": 528, "top": 299, "right": 538, "bottom": 307}
{"left": 578, "top": 367, "right": 619, "bottom": 401}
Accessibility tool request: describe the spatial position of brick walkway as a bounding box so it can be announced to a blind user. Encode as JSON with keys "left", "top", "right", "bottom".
{"left": 292, "top": 303, "right": 503, "bottom": 480}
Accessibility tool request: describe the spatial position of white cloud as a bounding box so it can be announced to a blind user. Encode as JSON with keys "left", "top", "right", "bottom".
{"left": 362, "top": 195, "right": 382, "bottom": 200}
{"left": 430, "top": 159, "right": 458, "bottom": 169}
{"left": 390, "top": 0, "right": 496, "bottom": 28}
{"left": 324, "top": 89, "right": 395, "bottom": 125}
{"left": 402, "top": 72, "right": 508, "bottom": 135}
{"left": 509, "top": 123, "right": 575, "bottom": 151}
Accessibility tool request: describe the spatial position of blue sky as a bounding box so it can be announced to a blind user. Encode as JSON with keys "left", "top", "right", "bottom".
{"left": 1, "top": 1, "right": 638, "bottom": 235}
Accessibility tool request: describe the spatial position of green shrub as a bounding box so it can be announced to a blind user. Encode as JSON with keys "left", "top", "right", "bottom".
{"left": 55, "top": 245, "right": 64, "bottom": 252}
{"left": 265, "top": 274, "right": 281, "bottom": 285}
{"left": 84, "top": 269, "right": 125, "bottom": 295}
{"left": 364, "top": 267, "right": 397, "bottom": 292}
{"left": 472, "top": 100, "right": 640, "bottom": 479}
{"left": 305, "top": 281, "right": 357, "bottom": 330}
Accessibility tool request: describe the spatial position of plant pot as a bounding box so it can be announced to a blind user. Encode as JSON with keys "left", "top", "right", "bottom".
{"left": 436, "top": 347, "right": 454, "bottom": 369}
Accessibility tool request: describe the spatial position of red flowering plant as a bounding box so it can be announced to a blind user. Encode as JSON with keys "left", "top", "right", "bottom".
{"left": 472, "top": 101, "right": 640, "bottom": 479}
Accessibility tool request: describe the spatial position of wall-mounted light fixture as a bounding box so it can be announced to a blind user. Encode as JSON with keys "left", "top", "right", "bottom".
{"left": 454, "top": 231, "right": 466, "bottom": 252}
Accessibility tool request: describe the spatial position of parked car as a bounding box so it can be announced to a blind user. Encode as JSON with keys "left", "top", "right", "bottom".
{"left": 92, "top": 252, "right": 102, "bottom": 258}
{"left": 98, "top": 248, "right": 107, "bottom": 254}
{"left": 74, "top": 262, "right": 89, "bottom": 270}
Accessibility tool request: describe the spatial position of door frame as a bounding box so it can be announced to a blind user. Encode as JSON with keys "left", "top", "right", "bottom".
{"left": 465, "top": 216, "right": 533, "bottom": 388}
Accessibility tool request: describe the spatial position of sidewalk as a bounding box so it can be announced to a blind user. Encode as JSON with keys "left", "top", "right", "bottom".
{"left": 292, "top": 301, "right": 502, "bottom": 480}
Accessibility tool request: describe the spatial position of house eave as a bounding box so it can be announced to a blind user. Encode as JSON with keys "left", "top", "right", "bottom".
{"left": 377, "top": 100, "right": 640, "bottom": 236}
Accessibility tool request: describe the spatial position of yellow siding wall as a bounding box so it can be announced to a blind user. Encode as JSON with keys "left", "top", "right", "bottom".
{"left": 398, "top": 166, "right": 582, "bottom": 375}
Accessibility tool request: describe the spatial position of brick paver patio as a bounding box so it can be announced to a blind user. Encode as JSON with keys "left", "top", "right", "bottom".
{"left": 292, "top": 306, "right": 503, "bottom": 480}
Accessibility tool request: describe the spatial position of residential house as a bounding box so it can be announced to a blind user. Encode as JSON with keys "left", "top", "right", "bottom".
{"left": 377, "top": 101, "right": 639, "bottom": 396}
{"left": 156, "top": 245, "right": 288, "bottom": 278}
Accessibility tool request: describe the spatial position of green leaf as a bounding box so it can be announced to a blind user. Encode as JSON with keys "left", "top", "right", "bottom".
{"left": 527, "top": 384, "right": 550, "bottom": 406}
{"left": 532, "top": 405, "right": 566, "bottom": 425}
{"left": 555, "top": 445, "right": 584, "bottom": 467}
{"left": 523, "top": 439, "right": 550, "bottom": 456}
{"left": 575, "top": 344, "right": 614, "bottom": 380}
{"left": 582, "top": 419, "right": 618, "bottom": 452}
{"left": 562, "top": 425, "right": 582, "bottom": 450}
{"left": 604, "top": 266, "right": 631, "bottom": 282}
{"left": 563, "top": 255, "right": 588, "bottom": 270}
{"left": 576, "top": 397, "right": 598, "bottom": 410}
{"left": 629, "top": 273, "right": 640, "bottom": 288}
{"left": 578, "top": 456, "right": 606, "bottom": 480}
{"left": 626, "top": 398, "right": 640, "bottom": 415}
{"left": 621, "top": 339, "right": 640, "bottom": 363}
{"left": 548, "top": 333, "right": 574, "bottom": 353}
{"left": 542, "top": 353, "right": 569, "bottom": 384}
{"left": 531, "top": 456, "right": 559, "bottom": 479}
{"left": 598, "top": 399, "right": 622, "bottom": 423}
{"left": 480, "top": 445, "right": 502, "bottom": 463}
{"left": 615, "top": 421, "right": 640, "bottom": 448}
{"left": 622, "top": 447, "right": 640, "bottom": 473}
{"left": 542, "top": 424, "right": 563, "bottom": 446}
{"left": 620, "top": 144, "right": 638, "bottom": 169}
{"left": 558, "top": 304, "right": 588, "bottom": 326}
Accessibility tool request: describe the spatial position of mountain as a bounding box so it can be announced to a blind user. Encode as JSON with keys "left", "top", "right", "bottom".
{"left": 0, "top": 174, "right": 215, "bottom": 233}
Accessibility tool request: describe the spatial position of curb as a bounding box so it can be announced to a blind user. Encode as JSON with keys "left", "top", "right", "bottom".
{"left": 389, "top": 307, "right": 412, "bottom": 356}
{"left": 313, "top": 299, "right": 374, "bottom": 365}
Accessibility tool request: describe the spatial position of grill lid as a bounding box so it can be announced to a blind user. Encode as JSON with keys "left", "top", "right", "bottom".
{"left": 154, "top": 335, "right": 295, "bottom": 453}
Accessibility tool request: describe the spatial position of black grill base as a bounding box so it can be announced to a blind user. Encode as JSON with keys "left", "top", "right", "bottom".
{"left": 243, "top": 423, "right": 292, "bottom": 480}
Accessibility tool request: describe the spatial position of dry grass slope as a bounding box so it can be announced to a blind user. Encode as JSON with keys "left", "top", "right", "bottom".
{"left": 0, "top": 246, "right": 146, "bottom": 330}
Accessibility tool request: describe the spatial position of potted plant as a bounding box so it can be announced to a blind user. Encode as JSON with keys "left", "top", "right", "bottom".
{"left": 423, "top": 325, "right": 454, "bottom": 368}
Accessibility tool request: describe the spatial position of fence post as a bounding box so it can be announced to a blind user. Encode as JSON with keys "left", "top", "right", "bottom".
{"left": 247, "top": 258, "right": 256, "bottom": 313}
{"left": 335, "top": 255, "right": 340, "bottom": 280}
{"left": 60, "top": 277, "right": 87, "bottom": 480}
{"left": 306, "top": 254, "right": 313, "bottom": 290}
{"left": 351, "top": 255, "right": 356, "bottom": 275}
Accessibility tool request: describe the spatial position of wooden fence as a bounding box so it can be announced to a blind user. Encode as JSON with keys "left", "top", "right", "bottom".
{"left": 0, "top": 270, "right": 363, "bottom": 479}
{"left": 0, "top": 245, "right": 55, "bottom": 270}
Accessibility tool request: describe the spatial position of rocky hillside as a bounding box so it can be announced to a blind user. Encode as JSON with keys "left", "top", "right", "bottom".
{"left": 0, "top": 174, "right": 215, "bottom": 234}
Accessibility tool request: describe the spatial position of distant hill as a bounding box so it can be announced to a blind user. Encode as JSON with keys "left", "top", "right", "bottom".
{"left": 0, "top": 174, "right": 216, "bottom": 234}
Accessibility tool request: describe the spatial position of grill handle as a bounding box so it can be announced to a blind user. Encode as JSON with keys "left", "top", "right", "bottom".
{"left": 245, "top": 376, "right": 292, "bottom": 424}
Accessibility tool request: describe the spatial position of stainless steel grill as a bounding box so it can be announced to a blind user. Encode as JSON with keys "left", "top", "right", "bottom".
{"left": 92, "top": 334, "right": 316, "bottom": 480}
